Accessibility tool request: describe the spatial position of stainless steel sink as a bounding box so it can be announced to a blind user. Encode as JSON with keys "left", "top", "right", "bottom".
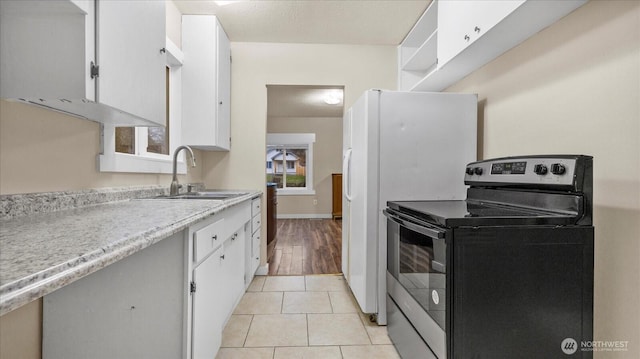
{"left": 155, "top": 191, "right": 249, "bottom": 200}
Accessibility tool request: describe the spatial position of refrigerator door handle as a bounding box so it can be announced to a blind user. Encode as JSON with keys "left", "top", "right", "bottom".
{"left": 343, "top": 148, "right": 353, "bottom": 202}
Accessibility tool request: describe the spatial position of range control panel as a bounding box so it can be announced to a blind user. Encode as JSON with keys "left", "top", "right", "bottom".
{"left": 464, "top": 156, "right": 580, "bottom": 187}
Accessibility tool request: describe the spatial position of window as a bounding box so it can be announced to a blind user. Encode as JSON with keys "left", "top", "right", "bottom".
{"left": 99, "top": 39, "right": 185, "bottom": 174}
{"left": 266, "top": 133, "right": 316, "bottom": 195}
{"left": 114, "top": 66, "right": 170, "bottom": 155}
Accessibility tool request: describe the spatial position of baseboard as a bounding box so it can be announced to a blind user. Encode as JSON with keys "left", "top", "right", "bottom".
{"left": 277, "top": 213, "right": 332, "bottom": 219}
{"left": 255, "top": 264, "right": 269, "bottom": 276}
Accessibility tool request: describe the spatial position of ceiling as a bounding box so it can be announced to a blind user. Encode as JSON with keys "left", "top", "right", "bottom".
{"left": 174, "top": 0, "right": 430, "bottom": 45}
{"left": 173, "top": 0, "right": 430, "bottom": 117}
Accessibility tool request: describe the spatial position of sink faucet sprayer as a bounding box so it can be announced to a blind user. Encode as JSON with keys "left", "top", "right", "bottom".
{"left": 170, "top": 145, "right": 196, "bottom": 196}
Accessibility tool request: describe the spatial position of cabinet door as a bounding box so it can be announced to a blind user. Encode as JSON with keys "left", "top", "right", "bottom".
{"left": 437, "top": 0, "right": 475, "bottom": 67}
{"left": 192, "top": 247, "right": 225, "bottom": 359}
{"left": 43, "top": 231, "right": 185, "bottom": 359}
{"left": 225, "top": 229, "right": 245, "bottom": 309}
{"left": 97, "top": 0, "right": 166, "bottom": 125}
{"left": 437, "top": 0, "right": 524, "bottom": 67}
{"left": 0, "top": 0, "right": 89, "bottom": 99}
{"left": 216, "top": 22, "right": 231, "bottom": 149}
{"left": 182, "top": 15, "right": 231, "bottom": 150}
{"left": 252, "top": 230, "right": 261, "bottom": 273}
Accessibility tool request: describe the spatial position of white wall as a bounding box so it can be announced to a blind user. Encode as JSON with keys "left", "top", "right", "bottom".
{"left": 446, "top": 1, "right": 639, "bottom": 356}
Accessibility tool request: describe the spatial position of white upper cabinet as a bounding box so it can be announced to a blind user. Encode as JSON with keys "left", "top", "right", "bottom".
{"left": 0, "top": 1, "right": 91, "bottom": 100}
{"left": 437, "top": 0, "right": 524, "bottom": 67}
{"left": 182, "top": 15, "right": 231, "bottom": 151}
{"left": 398, "top": 0, "right": 587, "bottom": 92}
{"left": 97, "top": 0, "right": 166, "bottom": 126}
{"left": 0, "top": 0, "right": 166, "bottom": 127}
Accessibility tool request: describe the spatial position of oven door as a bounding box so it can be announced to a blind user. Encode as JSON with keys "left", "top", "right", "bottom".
{"left": 384, "top": 208, "right": 449, "bottom": 359}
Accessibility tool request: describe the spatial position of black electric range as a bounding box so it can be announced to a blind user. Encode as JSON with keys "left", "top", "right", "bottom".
{"left": 384, "top": 155, "right": 594, "bottom": 359}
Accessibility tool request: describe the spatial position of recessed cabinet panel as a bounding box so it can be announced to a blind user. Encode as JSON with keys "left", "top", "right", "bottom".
{"left": 97, "top": 0, "right": 166, "bottom": 126}
{"left": 182, "top": 15, "right": 231, "bottom": 151}
{"left": 0, "top": 1, "right": 88, "bottom": 100}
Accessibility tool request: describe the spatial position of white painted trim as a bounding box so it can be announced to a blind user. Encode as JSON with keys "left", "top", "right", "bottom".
{"left": 266, "top": 133, "right": 316, "bottom": 145}
{"left": 277, "top": 214, "right": 332, "bottom": 219}
{"left": 277, "top": 189, "right": 316, "bottom": 196}
{"left": 266, "top": 133, "right": 316, "bottom": 193}
{"left": 165, "top": 37, "right": 183, "bottom": 66}
{"left": 98, "top": 152, "right": 186, "bottom": 174}
{"left": 255, "top": 264, "right": 269, "bottom": 276}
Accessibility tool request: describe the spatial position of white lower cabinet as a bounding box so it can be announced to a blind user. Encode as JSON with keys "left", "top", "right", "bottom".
{"left": 43, "top": 231, "right": 186, "bottom": 359}
{"left": 192, "top": 246, "right": 225, "bottom": 359}
{"left": 42, "top": 197, "right": 261, "bottom": 359}
{"left": 187, "top": 200, "right": 253, "bottom": 359}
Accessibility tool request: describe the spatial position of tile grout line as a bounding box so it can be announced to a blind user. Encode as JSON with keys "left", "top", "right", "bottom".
{"left": 306, "top": 312, "right": 311, "bottom": 347}
{"left": 242, "top": 314, "right": 255, "bottom": 348}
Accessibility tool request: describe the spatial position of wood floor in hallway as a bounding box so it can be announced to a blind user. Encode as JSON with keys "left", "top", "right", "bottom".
{"left": 268, "top": 219, "right": 342, "bottom": 276}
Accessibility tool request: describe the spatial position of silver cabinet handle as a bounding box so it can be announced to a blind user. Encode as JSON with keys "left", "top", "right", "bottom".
{"left": 383, "top": 209, "right": 446, "bottom": 239}
{"left": 474, "top": 26, "right": 480, "bottom": 33}
{"left": 464, "top": 35, "right": 470, "bottom": 41}
{"left": 220, "top": 254, "right": 225, "bottom": 260}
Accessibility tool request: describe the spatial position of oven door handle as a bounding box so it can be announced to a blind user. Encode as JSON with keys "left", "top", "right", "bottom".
{"left": 383, "top": 209, "right": 446, "bottom": 240}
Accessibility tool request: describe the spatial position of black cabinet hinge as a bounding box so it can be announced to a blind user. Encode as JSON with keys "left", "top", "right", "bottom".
{"left": 90, "top": 61, "right": 99, "bottom": 79}
{"left": 190, "top": 281, "right": 196, "bottom": 294}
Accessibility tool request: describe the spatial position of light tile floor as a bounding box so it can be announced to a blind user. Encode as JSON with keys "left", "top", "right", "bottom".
{"left": 217, "top": 274, "right": 401, "bottom": 359}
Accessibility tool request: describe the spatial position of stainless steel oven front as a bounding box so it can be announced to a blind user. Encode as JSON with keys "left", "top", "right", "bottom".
{"left": 384, "top": 208, "right": 449, "bottom": 359}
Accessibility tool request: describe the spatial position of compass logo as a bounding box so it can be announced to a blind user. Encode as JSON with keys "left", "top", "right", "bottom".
{"left": 562, "top": 338, "right": 578, "bottom": 355}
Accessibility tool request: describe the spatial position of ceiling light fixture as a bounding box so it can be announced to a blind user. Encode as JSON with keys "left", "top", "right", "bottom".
{"left": 214, "top": 1, "right": 243, "bottom": 6}
{"left": 323, "top": 90, "right": 343, "bottom": 105}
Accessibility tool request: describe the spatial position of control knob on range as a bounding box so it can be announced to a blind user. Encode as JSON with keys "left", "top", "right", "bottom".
{"left": 534, "top": 164, "right": 548, "bottom": 175}
{"left": 466, "top": 167, "right": 474, "bottom": 175}
{"left": 551, "top": 163, "right": 566, "bottom": 175}
{"left": 473, "top": 167, "right": 483, "bottom": 175}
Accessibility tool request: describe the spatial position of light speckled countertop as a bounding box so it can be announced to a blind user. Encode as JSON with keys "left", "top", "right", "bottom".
{"left": 0, "top": 191, "right": 261, "bottom": 315}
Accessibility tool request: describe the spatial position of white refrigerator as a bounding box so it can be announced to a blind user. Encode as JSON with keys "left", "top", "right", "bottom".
{"left": 342, "top": 90, "right": 477, "bottom": 325}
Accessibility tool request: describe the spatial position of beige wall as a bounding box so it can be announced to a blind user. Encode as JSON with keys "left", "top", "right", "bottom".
{"left": 0, "top": 100, "right": 202, "bottom": 195}
{"left": 267, "top": 116, "right": 343, "bottom": 217}
{"left": 0, "top": 300, "right": 41, "bottom": 359}
{"left": 200, "top": 42, "right": 397, "bottom": 263}
{"left": 447, "top": 1, "right": 639, "bottom": 356}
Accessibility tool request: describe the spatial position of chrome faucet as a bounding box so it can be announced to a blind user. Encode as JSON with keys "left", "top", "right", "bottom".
{"left": 170, "top": 145, "right": 196, "bottom": 196}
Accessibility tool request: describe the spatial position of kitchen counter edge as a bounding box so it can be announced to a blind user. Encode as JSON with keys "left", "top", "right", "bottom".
{"left": 0, "top": 191, "right": 262, "bottom": 316}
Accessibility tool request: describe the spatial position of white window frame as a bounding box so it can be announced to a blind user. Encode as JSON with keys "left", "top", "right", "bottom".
{"left": 98, "top": 38, "right": 186, "bottom": 174}
{"left": 267, "top": 133, "right": 316, "bottom": 195}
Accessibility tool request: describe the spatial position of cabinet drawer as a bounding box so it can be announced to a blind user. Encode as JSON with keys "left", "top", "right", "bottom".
{"left": 251, "top": 214, "right": 261, "bottom": 234}
{"left": 251, "top": 198, "right": 261, "bottom": 217}
{"left": 194, "top": 218, "right": 225, "bottom": 263}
